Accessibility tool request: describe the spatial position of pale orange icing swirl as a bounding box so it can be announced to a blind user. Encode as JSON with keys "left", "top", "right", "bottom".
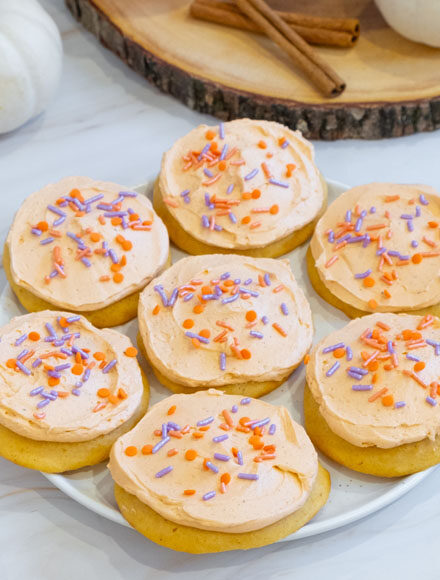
{"left": 307, "top": 313, "right": 440, "bottom": 448}
{"left": 6, "top": 176, "right": 169, "bottom": 311}
{"left": 159, "top": 119, "right": 324, "bottom": 249}
{"left": 310, "top": 182, "right": 440, "bottom": 312}
{"left": 138, "top": 254, "right": 313, "bottom": 388}
{"left": 108, "top": 389, "right": 318, "bottom": 533}
{"left": 0, "top": 311, "right": 143, "bottom": 442}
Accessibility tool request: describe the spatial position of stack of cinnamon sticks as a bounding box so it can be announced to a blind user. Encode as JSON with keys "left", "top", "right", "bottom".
{"left": 190, "top": 0, "right": 359, "bottom": 97}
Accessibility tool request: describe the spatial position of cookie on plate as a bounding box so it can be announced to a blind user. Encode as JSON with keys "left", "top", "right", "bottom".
{"left": 308, "top": 182, "right": 440, "bottom": 318}
{"left": 108, "top": 389, "right": 330, "bottom": 553}
{"left": 305, "top": 312, "right": 440, "bottom": 477}
{"left": 0, "top": 311, "right": 149, "bottom": 473}
{"left": 154, "top": 119, "right": 327, "bottom": 258}
{"left": 4, "top": 176, "right": 170, "bottom": 327}
{"left": 137, "top": 254, "right": 313, "bottom": 397}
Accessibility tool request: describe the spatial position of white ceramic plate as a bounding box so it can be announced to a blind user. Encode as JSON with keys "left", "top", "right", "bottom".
{"left": 1, "top": 178, "right": 435, "bottom": 542}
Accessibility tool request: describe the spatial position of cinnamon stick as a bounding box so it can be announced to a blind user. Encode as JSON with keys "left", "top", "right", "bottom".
{"left": 234, "top": 0, "right": 346, "bottom": 97}
{"left": 190, "top": 0, "right": 359, "bottom": 48}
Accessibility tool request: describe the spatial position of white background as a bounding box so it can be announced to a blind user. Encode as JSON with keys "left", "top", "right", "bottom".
{"left": 0, "top": 1, "right": 439, "bottom": 578}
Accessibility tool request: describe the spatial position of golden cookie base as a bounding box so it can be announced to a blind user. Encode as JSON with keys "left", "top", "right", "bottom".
{"left": 113, "top": 462, "right": 330, "bottom": 553}
{"left": 3, "top": 243, "right": 171, "bottom": 328}
{"left": 137, "top": 331, "right": 295, "bottom": 397}
{"left": 304, "top": 383, "right": 440, "bottom": 477}
{"left": 0, "top": 370, "right": 150, "bottom": 473}
{"left": 153, "top": 178, "right": 328, "bottom": 258}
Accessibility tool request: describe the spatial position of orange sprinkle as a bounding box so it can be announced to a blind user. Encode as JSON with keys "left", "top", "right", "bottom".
{"left": 97, "top": 388, "right": 110, "bottom": 398}
{"left": 122, "top": 240, "right": 132, "bottom": 251}
{"left": 403, "top": 369, "right": 428, "bottom": 389}
{"left": 48, "top": 377, "right": 59, "bottom": 387}
{"left": 113, "top": 272, "right": 124, "bottom": 283}
{"left": 182, "top": 319, "right": 195, "bottom": 330}
{"left": 220, "top": 473, "right": 231, "bottom": 485}
{"left": 428, "top": 221, "right": 439, "bottom": 228}
{"left": 218, "top": 161, "right": 227, "bottom": 171}
{"left": 241, "top": 216, "right": 251, "bottom": 225}
{"left": 251, "top": 189, "right": 261, "bottom": 199}
{"left": 185, "top": 449, "right": 197, "bottom": 461}
{"left": 193, "top": 304, "right": 205, "bottom": 314}
{"left": 333, "top": 348, "right": 345, "bottom": 358}
{"left": 111, "top": 263, "right": 121, "bottom": 273}
{"left": 71, "top": 364, "right": 84, "bottom": 375}
{"left": 222, "top": 409, "right": 234, "bottom": 427}
{"left": 167, "top": 448, "right": 178, "bottom": 457}
{"left": 6, "top": 359, "right": 16, "bottom": 369}
{"left": 124, "top": 346, "right": 138, "bottom": 357}
{"left": 304, "top": 354, "right": 310, "bottom": 364}
{"left": 258, "top": 140, "right": 267, "bottom": 149}
{"left": 382, "top": 394, "right": 394, "bottom": 407}
{"left": 272, "top": 322, "right": 287, "bottom": 337}
{"left": 376, "top": 321, "right": 391, "bottom": 331}
{"left": 270, "top": 204, "right": 279, "bottom": 215}
{"left": 414, "top": 361, "right": 426, "bottom": 372}
{"left": 100, "top": 275, "right": 110, "bottom": 282}
{"left": 142, "top": 444, "right": 153, "bottom": 455}
{"left": 368, "top": 299, "right": 378, "bottom": 310}
{"left": 286, "top": 163, "right": 296, "bottom": 177}
{"left": 28, "top": 331, "right": 40, "bottom": 341}
{"left": 111, "top": 217, "right": 122, "bottom": 226}
{"left": 183, "top": 489, "right": 196, "bottom": 495}
{"left": 245, "top": 310, "right": 257, "bottom": 322}
{"left": 385, "top": 195, "right": 400, "bottom": 202}
{"left": 90, "top": 232, "right": 101, "bottom": 243}
{"left": 241, "top": 348, "right": 251, "bottom": 359}
{"left": 125, "top": 446, "right": 137, "bottom": 457}
{"left": 152, "top": 304, "right": 161, "bottom": 315}
{"left": 199, "top": 329, "right": 211, "bottom": 339}
{"left": 93, "top": 351, "right": 105, "bottom": 361}
{"left": 118, "top": 388, "right": 128, "bottom": 400}
{"left": 108, "top": 394, "right": 119, "bottom": 405}
{"left": 417, "top": 315, "right": 434, "bottom": 330}
{"left": 191, "top": 338, "right": 201, "bottom": 349}
{"left": 368, "top": 387, "right": 388, "bottom": 402}
{"left": 205, "top": 129, "right": 215, "bottom": 140}
{"left": 325, "top": 256, "right": 339, "bottom": 268}
{"left": 363, "top": 277, "right": 375, "bottom": 288}
{"left": 412, "top": 253, "right": 423, "bottom": 264}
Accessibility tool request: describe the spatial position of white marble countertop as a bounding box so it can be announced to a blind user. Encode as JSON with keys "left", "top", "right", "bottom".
{"left": 1, "top": 1, "right": 440, "bottom": 578}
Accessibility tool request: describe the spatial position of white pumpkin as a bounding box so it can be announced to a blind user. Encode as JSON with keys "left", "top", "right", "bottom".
{"left": 376, "top": 0, "right": 440, "bottom": 48}
{"left": 0, "top": 0, "right": 63, "bottom": 134}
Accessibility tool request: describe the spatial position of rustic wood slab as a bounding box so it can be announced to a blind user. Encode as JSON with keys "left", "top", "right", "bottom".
{"left": 66, "top": 0, "right": 440, "bottom": 140}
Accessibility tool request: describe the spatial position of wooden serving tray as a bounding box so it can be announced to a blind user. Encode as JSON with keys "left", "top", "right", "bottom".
{"left": 66, "top": 0, "right": 440, "bottom": 140}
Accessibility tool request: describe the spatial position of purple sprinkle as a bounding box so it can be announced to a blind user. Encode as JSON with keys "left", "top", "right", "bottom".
{"left": 419, "top": 194, "right": 429, "bottom": 206}
{"left": 250, "top": 331, "right": 264, "bottom": 339}
{"left": 52, "top": 340, "right": 64, "bottom": 347}
{"left": 239, "top": 287, "right": 258, "bottom": 297}
{"left": 183, "top": 293, "right": 194, "bottom": 302}
{"left": 219, "top": 144, "right": 228, "bottom": 160}
{"left": 185, "top": 331, "right": 210, "bottom": 344}
{"left": 263, "top": 273, "right": 271, "bottom": 286}
{"left": 219, "top": 352, "right": 226, "bottom": 371}
{"left": 155, "top": 466, "right": 173, "bottom": 478}
{"left": 400, "top": 214, "right": 413, "bottom": 220}
{"left": 120, "top": 190, "right": 137, "bottom": 198}
{"left": 67, "top": 232, "right": 85, "bottom": 248}
{"left": 347, "top": 235, "right": 367, "bottom": 244}
{"left": 240, "top": 398, "right": 251, "bottom": 405}
{"left": 167, "top": 422, "right": 181, "bottom": 432}
{"left": 16, "top": 361, "right": 31, "bottom": 375}
{"left": 269, "top": 424, "right": 276, "bottom": 435}
{"left": 244, "top": 278, "right": 252, "bottom": 285}
{"left": 229, "top": 212, "right": 237, "bottom": 224}
{"left": 426, "top": 397, "right": 437, "bottom": 406}
{"left": 238, "top": 473, "right": 259, "bottom": 481}
{"left": 53, "top": 216, "right": 66, "bottom": 227}
{"left": 72, "top": 388, "right": 81, "bottom": 396}
{"left": 213, "top": 434, "right": 229, "bottom": 443}
{"left": 220, "top": 272, "right": 230, "bottom": 280}
{"left": 214, "top": 453, "right": 230, "bottom": 462}
{"left": 328, "top": 231, "right": 335, "bottom": 243}
{"left": 204, "top": 168, "right": 213, "bottom": 178}
{"left": 204, "top": 193, "right": 212, "bottom": 208}
{"left": 168, "top": 288, "right": 179, "bottom": 307}
{"left": 15, "top": 333, "right": 28, "bottom": 346}
{"left": 349, "top": 366, "right": 369, "bottom": 376}
{"left": 97, "top": 203, "right": 113, "bottom": 210}
{"left": 75, "top": 381, "right": 82, "bottom": 388}
{"left": 387, "top": 340, "right": 395, "bottom": 353}
{"left": 47, "top": 205, "right": 66, "bottom": 217}
{"left": 205, "top": 461, "right": 219, "bottom": 473}
{"left": 426, "top": 339, "right": 439, "bottom": 347}
{"left": 237, "top": 451, "right": 244, "bottom": 465}
{"left": 66, "top": 315, "right": 81, "bottom": 323}
{"left": 354, "top": 218, "right": 363, "bottom": 232}
{"left": 108, "top": 249, "right": 118, "bottom": 264}
{"left": 162, "top": 423, "right": 168, "bottom": 439}
{"left": 352, "top": 385, "right": 373, "bottom": 391}
{"left": 247, "top": 417, "right": 271, "bottom": 430}
{"left": 281, "top": 140, "right": 289, "bottom": 149}
{"left": 55, "top": 363, "right": 71, "bottom": 372}
{"left": 363, "top": 234, "right": 371, "bottom": 248}
{"left": 84, "top": 193, "right": 104, "bottom": 205}
{"left": 213, "top": 224, "right": 223, "bottom": 232}
{"left": 387, "top": 250, "right": 400, "bottom": 257}
{"left": 345, "top": 210, "right": 352, "bottom": 222}
{"left": 102, "top": 359, "right": 117, "bottom": 374}
{"left": 347, "top": 370, "right": 364, "bottom": 380}
{"left": 360, "top": 210, "right": 367, "bottom": 218}
{"left": 71, "top": 346, "right": 88, "bottom": 359}
{"left": 152, "top": 436, "right": 170, "bottom": 454}
{"left": 407, "top": 220, "right": 414, "bottom": 232}
{"left": 395, "top": 401, "right": 406, "bottom": 409}
{"left": 30, "top": 386, "right": 44, "bottom": 396}
{"left": 354, "top": 269, "right": 372, "bottom": 279}
{"left": 370, "top": 206, "right": 376, "bottom": 214}
{"left": 322, "top": 342, "right": 345, "bottom": 354}
{"left": 203, "top": 491, "right": 216, "bottom": 501}
{"left": 60, "top": 348, "right": 72, "bottom": 356}
{"left": 226, "top": 184, "right": 234, "bottom": 195}
{"left": 154, "top": 285, "right": 169, "bottom": 307}
{"left": 183, "top": 196, "right": 190, "bottom": 204}
{"left": 197, "top": 416, "right": 214, "bottom": 427}
{"left": 37, "top": 399, "right": 50, "bottom": 409}
{"left": 261, "top": 315, "right": 269, "bottom": 325}
{"left": 411, "top": 240, "right": 418, "bottom": 248}
{"left": 222, "top": 294, "right": 239, "bottom": 304}
{"left": 269, "top": 178, "right": 289, "bottom": 188}
{"left": 47, "top": 371, "right": 61, "bottom": 379}
{"left": 244, "top": 168, "right": 259, "bottom": 181}
{"left": 82, "top": 368, "right": 91, "bottom": 382}
{"left": 346, "top": 346, "right": 353, "bottom": 361}
{"left": 219, "top": 122, "right": 225, "bottom": 139}
{"left": 31, "top": 228, "right": 42, "bottom": 236}
{"left": 214, "top": 285, "right": 223, "bottom": 296}
{"left": 326, "top": 362, "right": 340, "bottom": 377}
{"left": 234, "top": 279, "right": 241, "bottom": 285}
{"left": 81, "top": 257, "right": 91, "bottom": 267}
{"left": 16, "top": 349, "right": 29, "bottom": 361}
{"left": 415, "top": 206, "right": 421, "bottom": 217}
{"left": 279, "top": 302, "right": 288, "bottom": 316}
{"left": 198, "top": 143, "right": 211, "bottom": 160}
{"left": 180, "top": 189, "right": 190, "bottom": 198}
{"left": 201, "top": 215, "right": 210, "bottom": 228}
{"left": 42, "top": 391, "right": 57, "bottom": 401}
{"left": 376, "top": 248, "right": 387, "bottom": 256}
{"left": 32, "top": 358, "right": 42, "bottom": 368}
{"left": 406, "top": 354, "right": 420, "bottom": 361}
{"left": 399, "top": 254, "right": 410, "bottom": 261}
